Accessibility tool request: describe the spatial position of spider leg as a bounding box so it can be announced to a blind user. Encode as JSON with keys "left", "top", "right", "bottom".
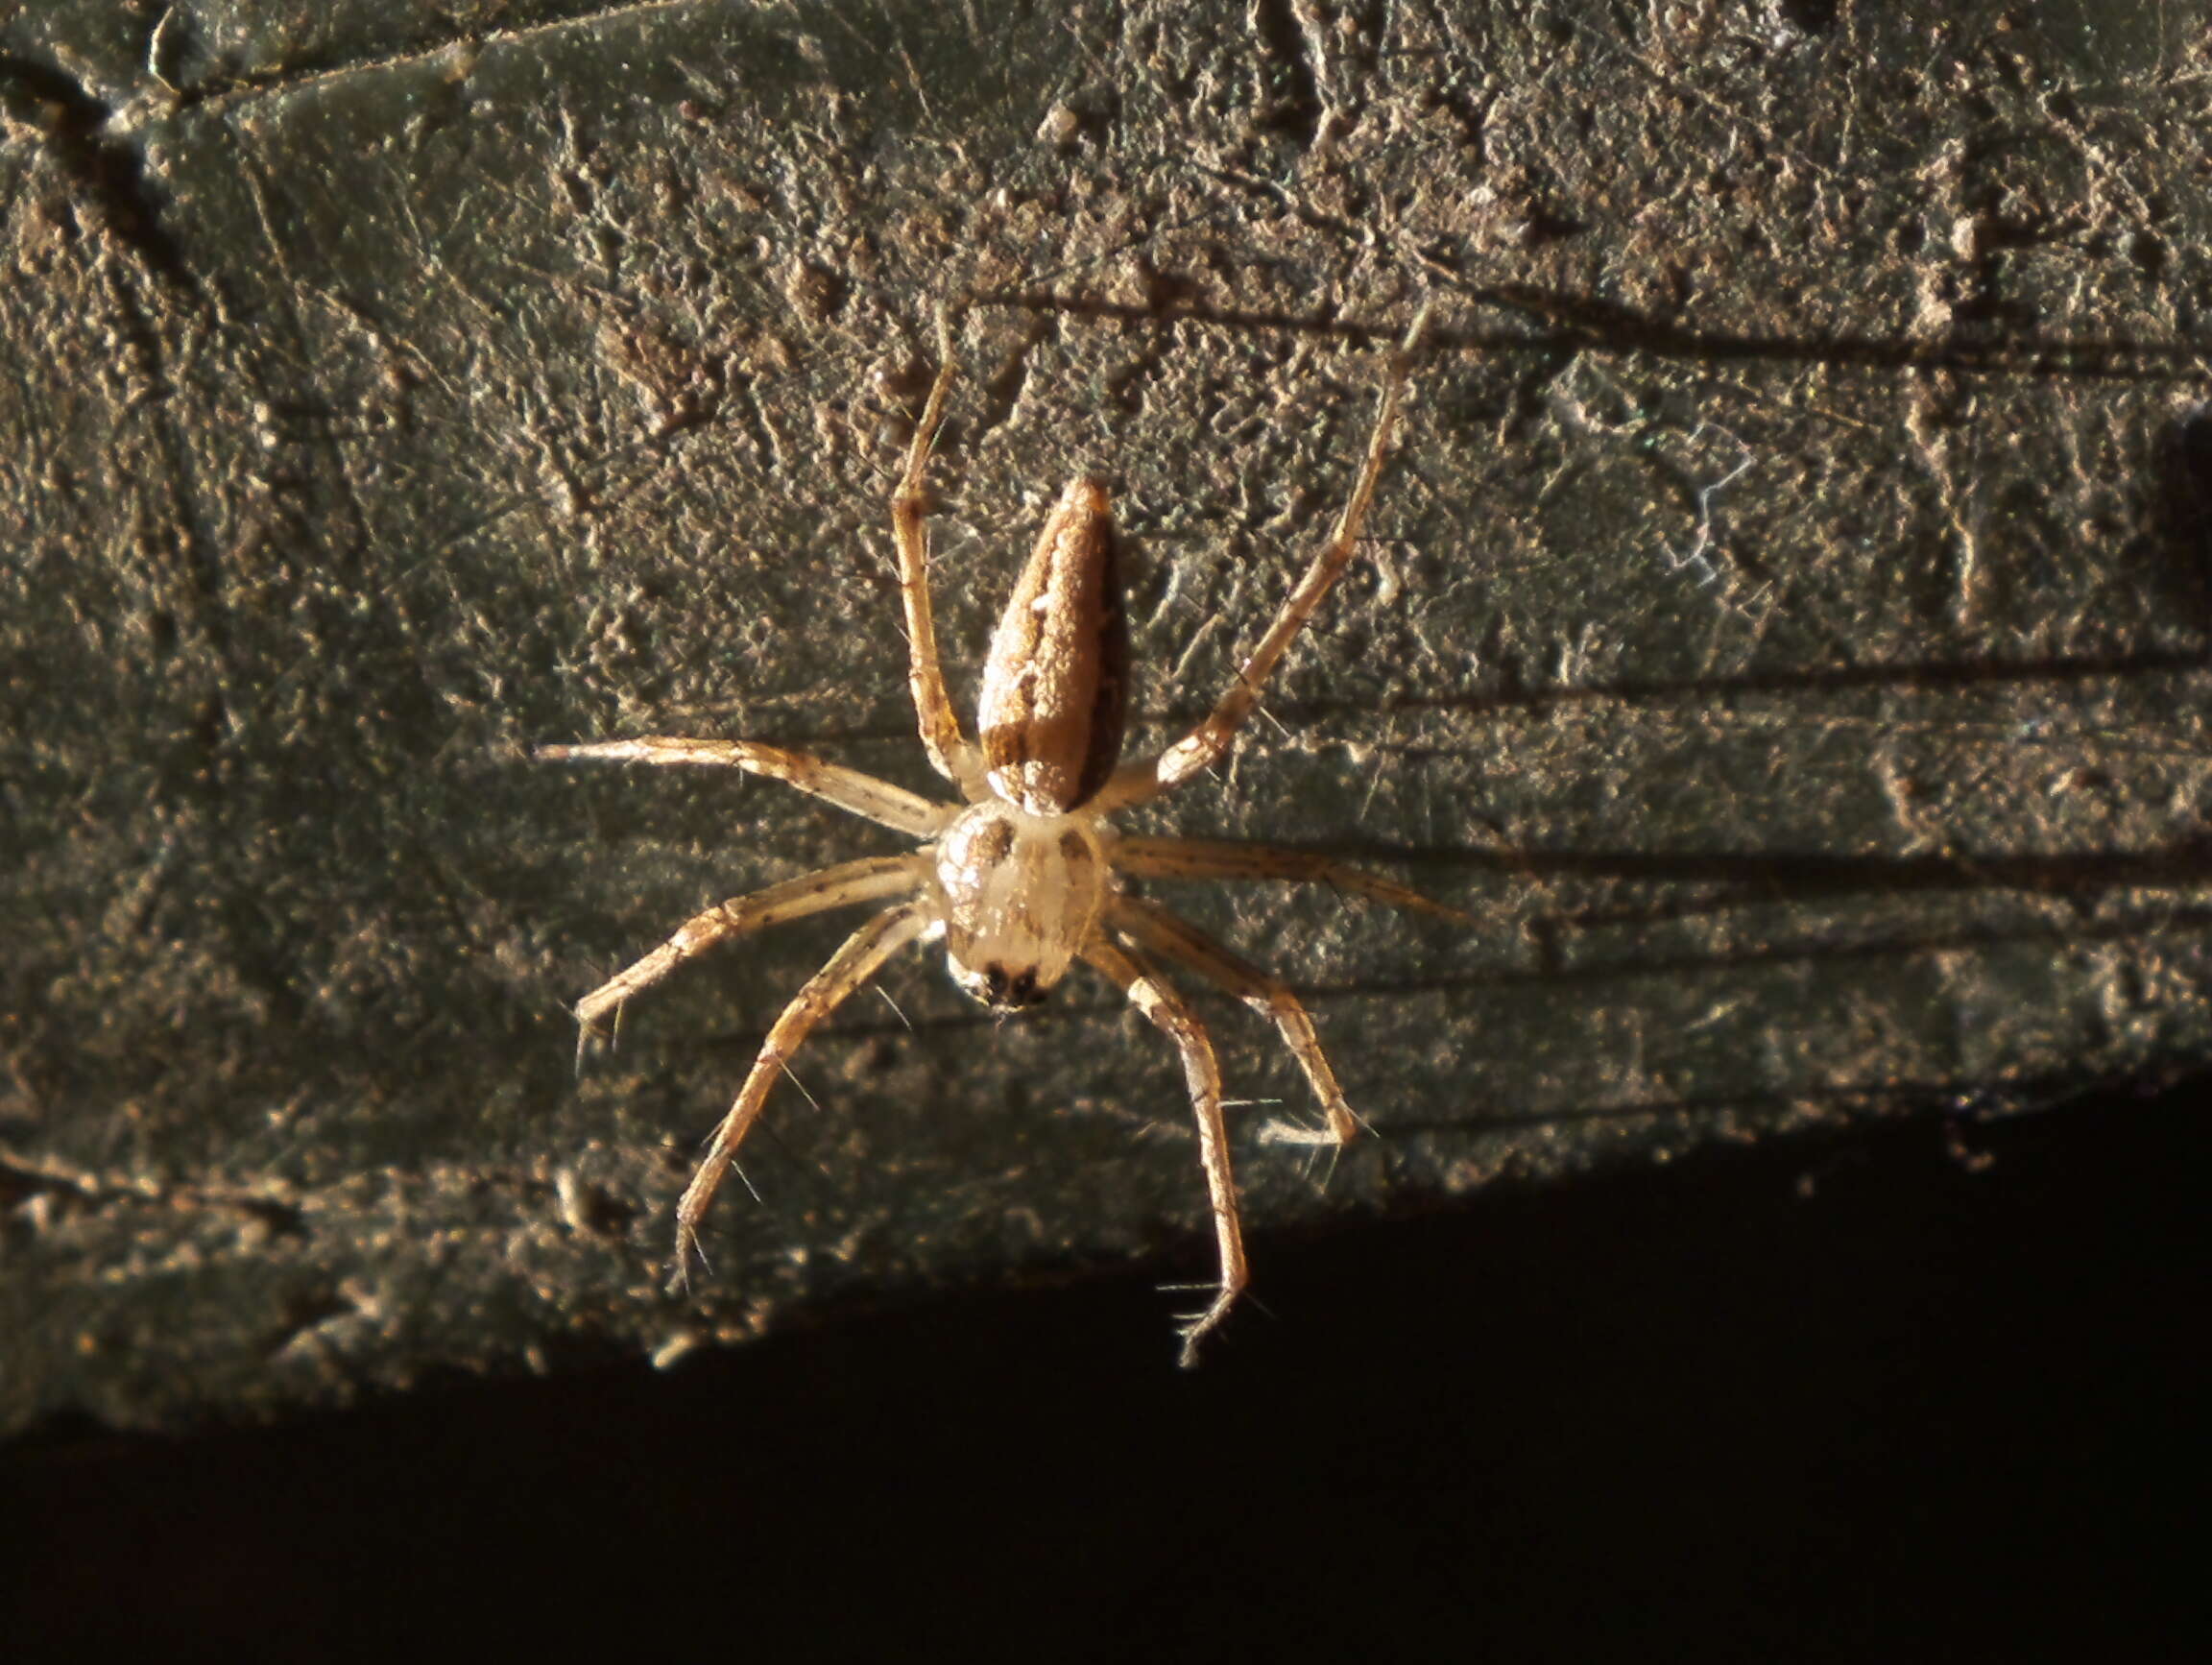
{"left": 891, "top": 309, "right": 989, "bottom": 797}
{"left": 541, "top": 737, "right": 952, "bottom": 836}
{"left": 672, "top": 900, "right": 933, "bottom": 1285}
{"left": 1107, "top": 894, "right": 1359, "bottom": 1149}
{"left": 1082, "top": 937, "right": 1245, "bottom": 1368}
{"left": 1092, "top": 302, "right": 1432, "bottom": 814}
{"left": 572, "top": 856, "right": 928, "bottom": 1065}
{"left": 1114, "top": 833, "right": 1472, "bottom": 924}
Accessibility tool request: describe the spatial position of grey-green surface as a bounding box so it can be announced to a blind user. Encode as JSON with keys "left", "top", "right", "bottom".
{"left": 3, "top": 0, "right": 2207, "bottom": 1430}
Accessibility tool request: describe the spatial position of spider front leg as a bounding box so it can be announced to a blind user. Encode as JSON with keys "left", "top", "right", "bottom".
{"left": 891, "top": 311, "right": 988, "bottom": 797}
{"left": 1083, "top": 938, "right": 1246, "bottom": 1367}
{"left": 569, "top": 856, "right": 927, "bottom": 1067}
{"left": 1094, "top": 302, "right": 1432, "bottom": 814}
{"left": 672, "top": 900, "right": 933, "bottom": 1286}
{"left": 1106, "top": 894, "right": 1360, "bottom": 1149}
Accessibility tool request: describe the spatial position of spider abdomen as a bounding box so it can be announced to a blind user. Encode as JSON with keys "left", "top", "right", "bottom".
{"left": 976, "top": 476, "right": 1130, "bottom": 815}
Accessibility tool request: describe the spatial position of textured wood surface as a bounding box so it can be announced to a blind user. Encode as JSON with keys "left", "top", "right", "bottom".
{"left": 4, "top": 0, "right": 2208, "bottom": 1430}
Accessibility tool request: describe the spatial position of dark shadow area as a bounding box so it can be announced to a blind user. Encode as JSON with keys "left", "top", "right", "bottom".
{"left": 2139, "top": 401, "right": 2212, "bottom": 639}
{"left": 0, "top": 54, "right": 193, "bottom": 286}
{"left": 991, "top": 283, "right": 2212, "bottom": 385}
{"left": 6, "top": 1073, "right": 2202, "bottom": 1662}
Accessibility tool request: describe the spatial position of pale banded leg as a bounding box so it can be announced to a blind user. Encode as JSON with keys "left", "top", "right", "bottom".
{"left": 891, "top": 310, "right": 988, "bottom": 796}
{"left": 1082, "top": 937, "right": 1246, "bottom": 1368}
{"left": 573, "top": 856, "right": 927, "bottom": 1062}
{"left": 1113, "top": 833, "right": 1471, "bottom": 924}
{"left": 1093, "top": 302, "right": 1433, "bottom": 814}
{"left": 673, "top": 900, "right": 933, "bottom": 1282}
{"left": 541, "top": 738, "right": 951, "bottom": 837}
{"left": 1107, "top": 894, "right": 1359, "bottom": 1149}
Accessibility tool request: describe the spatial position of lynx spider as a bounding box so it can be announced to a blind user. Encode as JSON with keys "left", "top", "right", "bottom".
{"left": 543, "top": 302, "right": 1450, "bottom": 1364}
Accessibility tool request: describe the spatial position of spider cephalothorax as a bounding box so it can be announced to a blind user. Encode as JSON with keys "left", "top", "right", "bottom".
{"left": 933, "top": 803, "right": 1110, "bottom": 1012}
{"left": 543, "top": 303, "right": 1451, "bottom": 1364}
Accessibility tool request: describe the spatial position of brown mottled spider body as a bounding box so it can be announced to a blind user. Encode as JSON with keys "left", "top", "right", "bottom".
{"left": 543, "top": 305, "right": 1446, "bottom": 1364}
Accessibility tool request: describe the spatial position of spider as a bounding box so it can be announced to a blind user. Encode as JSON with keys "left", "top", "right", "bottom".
{"left": 542, "top": 302, "right": 1452, "bottom": 1364}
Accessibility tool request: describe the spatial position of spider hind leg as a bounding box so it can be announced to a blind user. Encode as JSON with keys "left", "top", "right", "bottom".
{"left": 539, "top": 737, "right": 950, "bottom": 836}
{"left": 890, "top": 309, "right": 988, "bottom": 796}
{"left": 1093, "top": 302, "right": 1434, "bottom": 813}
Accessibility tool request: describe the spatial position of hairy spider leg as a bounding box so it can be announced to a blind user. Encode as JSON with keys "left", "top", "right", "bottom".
{"left": 567, "top": 856, "right": 928, "bottom": 1069}
{"left": 672, "top": 900, "right": 935, "bottom": 1286}
{"left": 1079, "top": 937, "right": 1244, "bottom": 1367}
{"left": 891, "top": 311, "right": 989, "bottom": 797}
{"left": 540, "top": 737, "right": 953, "bottom": 836}
{"left": 1112, "top": 833, "right": 1472, "bottom": 924}
{"left": 1094, "top": 302, "right": 1434, "bottom": 814}
{"left": 1105, "top": 893, "right": 1360, "bottom": 1148}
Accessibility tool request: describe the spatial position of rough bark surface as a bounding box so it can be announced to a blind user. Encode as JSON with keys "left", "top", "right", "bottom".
{"left": 3, "top": 0, "right": 2207, "bottom": 1430}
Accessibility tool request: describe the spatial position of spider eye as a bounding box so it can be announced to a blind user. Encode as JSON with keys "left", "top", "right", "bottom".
{"left": 980, "top": 965, "right": 1046, "bottom": 1012}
